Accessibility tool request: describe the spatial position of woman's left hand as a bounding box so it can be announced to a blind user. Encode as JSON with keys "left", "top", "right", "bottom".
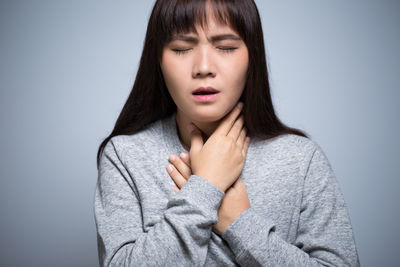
{"left": 166, "top": 152, "right": 251, "bottom": 235}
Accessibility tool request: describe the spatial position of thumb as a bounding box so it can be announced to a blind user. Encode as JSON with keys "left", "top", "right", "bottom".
{"left": 188, "top": 123, "right": 203, "bottom": 155}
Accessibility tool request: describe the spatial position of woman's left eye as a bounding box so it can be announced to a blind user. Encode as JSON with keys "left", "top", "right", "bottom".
{"left": 218, "top": 47, "right": 237, "bottom": 53}
{"left": 172, "top": 47, "right": 238, "bottom": 55}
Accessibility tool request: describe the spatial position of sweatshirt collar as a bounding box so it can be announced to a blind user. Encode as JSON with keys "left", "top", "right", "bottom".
{"left": 162, "top": 111, "right": 189, "bottom": 155}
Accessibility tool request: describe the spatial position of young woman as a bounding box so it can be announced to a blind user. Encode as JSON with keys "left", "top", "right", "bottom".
{"left": 94, "top": 0, "right": 360, "bottom": 266}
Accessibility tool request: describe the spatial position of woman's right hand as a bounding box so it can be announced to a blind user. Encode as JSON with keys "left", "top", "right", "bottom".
{"left": 188, "top": 102, "right": 249, "bottom": 192}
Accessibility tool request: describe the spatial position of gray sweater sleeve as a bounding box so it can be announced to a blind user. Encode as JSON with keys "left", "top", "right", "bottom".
{"left": 94, "top": 140, "right": 225, "bottom": 266}
{"left": 221, "top": 146, "right": 360, "bottom": 266}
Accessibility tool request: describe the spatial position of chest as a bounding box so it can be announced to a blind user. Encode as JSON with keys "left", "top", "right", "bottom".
{"left": 128, "top": 151, "right": 304, "bottom": 242}
{"left": 125, "top": 150, "right": 305, "bottom": 265}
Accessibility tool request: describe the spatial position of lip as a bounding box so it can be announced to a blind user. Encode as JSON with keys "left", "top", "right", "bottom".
{"left": 192, "top": 87, "right": 220, "bottom": 94}
{"left": 192, "top": 87, "right": 220, "bottom": 102}
{"left": 192, "top": 91, "right": 220, "bottom": 102}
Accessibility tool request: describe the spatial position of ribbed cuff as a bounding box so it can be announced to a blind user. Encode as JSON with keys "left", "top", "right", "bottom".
{"left": 221, "top": 208, "right": 275, "bottom": 259}
{"left": 176, "top": 175, "right": 225, "bottom": 215}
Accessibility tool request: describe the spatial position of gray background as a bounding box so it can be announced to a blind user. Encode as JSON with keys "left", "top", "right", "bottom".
{"left": 0, "top": 0, "right": 398, "bottom": 266}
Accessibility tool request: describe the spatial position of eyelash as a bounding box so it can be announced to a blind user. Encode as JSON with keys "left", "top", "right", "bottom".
{"left": 172, "top": 47, "right": 237, "bottom": 55}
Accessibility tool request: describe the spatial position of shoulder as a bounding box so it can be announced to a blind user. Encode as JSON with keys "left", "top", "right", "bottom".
{"left": 249, "top": 134, "right": 323, "bottom": 167}
{"left": 105, "top": 119, "right": 165, "bottom": 158}
{"left": 252, "top": 133, "right": 318, "bottom": 156}
{"left": 248, "top": 134, "right": 335, "bottom": 185}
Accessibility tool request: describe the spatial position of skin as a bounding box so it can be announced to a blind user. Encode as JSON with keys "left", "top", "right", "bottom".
{"left": 160, "top": 11, "right": 249, "bottom": 150}
{"left": 167, "top": 106, "right": 251, "bottom": 235}
{"left": 160, "top": 11, "right": 251, "bottom": 235}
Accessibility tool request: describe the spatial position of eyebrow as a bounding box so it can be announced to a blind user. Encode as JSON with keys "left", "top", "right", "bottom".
{"left": 170, "top": 34, "right": 242, "bottom": 43}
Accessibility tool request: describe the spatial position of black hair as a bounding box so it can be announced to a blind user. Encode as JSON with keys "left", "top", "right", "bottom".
{"left": 97, "top": 0, "right": 308, "bottom": 168}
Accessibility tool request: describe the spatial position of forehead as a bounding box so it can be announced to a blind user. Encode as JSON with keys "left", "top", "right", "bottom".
{"left": 171, "top": 15, "right": 237, "bottom": 38}
{"left": 163, "top": 1, "right": 241, "bottom": 43}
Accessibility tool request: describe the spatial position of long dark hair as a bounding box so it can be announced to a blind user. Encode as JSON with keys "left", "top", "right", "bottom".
{"left": 96, "top": 0, "right": 308, "bottom": 168}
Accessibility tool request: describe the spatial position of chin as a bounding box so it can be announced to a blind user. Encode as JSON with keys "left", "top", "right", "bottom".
{"left": 190, "top": 112, "right": 225, "bottom": 123}
{"left": 179, "top": 103, "right": 229, "bottom": 123}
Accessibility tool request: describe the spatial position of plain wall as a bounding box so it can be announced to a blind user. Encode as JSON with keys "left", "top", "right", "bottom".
{"left": 0, "top": 1, "right": 399, "bottom": 266}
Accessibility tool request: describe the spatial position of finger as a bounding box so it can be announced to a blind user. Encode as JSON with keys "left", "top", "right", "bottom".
{"left": 238, "top": 127, "right": 247, "bottom": 151}
{"left": 179, "top": 152, "right": 190, "bottom": 167}
{"left": 213, "top": 102, "right": 243, "bottom": 136}
{"left": 171, "top": 185, "right": 180, "bottom": 193}
{"left": 169, "top": 154, "right": 191, "bottom": 179}
{"left": 166, "top": 164, "right": 187, "bottom": 189}
{"left": 242, "top": 136, "right": 250, "bottom": 157}
{"left": 188, "top": 123, "right": 203, "bottom": 155}
{"left": 227, "top": 115, "right": 244, "bottom": 142}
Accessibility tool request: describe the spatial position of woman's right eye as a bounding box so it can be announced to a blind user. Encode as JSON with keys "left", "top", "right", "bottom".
{"left": 172, "top": 49, "right": 191, "bottom": 55}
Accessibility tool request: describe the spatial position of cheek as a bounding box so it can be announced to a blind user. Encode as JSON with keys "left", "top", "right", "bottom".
{"left": 223, "top": 53, "right": 248, "bottom": 91}
{"left": 160, "top": 54, "right": 192, "bottom": 108}
{"left": 161, "top": 56, "right": 184, "bottom": 92}
{"left": 236, "top": 59, "right": 248, "bottom": 84}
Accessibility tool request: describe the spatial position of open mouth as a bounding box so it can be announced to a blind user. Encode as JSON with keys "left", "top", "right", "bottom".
{"left": 192, "top": 87, "right": 220, "bottom": 102}
{"left": 192, "top": 87, "right": 220, "bottom": 95}
{"left": 192, "top": 91, "right": 219, "bottom": 95}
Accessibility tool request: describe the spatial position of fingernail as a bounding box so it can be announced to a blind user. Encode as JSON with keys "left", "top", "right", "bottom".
{"left": 171, "top": 185, "right": 179, "bottom": 193}
{"left": 169, "top": 154, "right": 176, "bottom": 161}
{"left": 237, "top": 102, "right": 243, "bottom": 109}
{"left": 180, "top": 152, "right": 187, "bottom": 159}
{"left": 246, "top": 137, "right": 250, "bottom": 142}
{"left": 167, "top": 164, "right": 173, "bottom": 172}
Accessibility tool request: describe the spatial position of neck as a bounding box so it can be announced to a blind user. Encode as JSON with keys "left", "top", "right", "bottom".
{"left": 175, "top": 110, "right": 221, "bottom": 152}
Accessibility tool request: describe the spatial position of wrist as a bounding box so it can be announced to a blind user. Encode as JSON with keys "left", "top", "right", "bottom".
{"left": 194, "top": 172, "right": 228, "bottom": 191}
{"left": 207, "top": 178, "right": 227, "bottom": 192}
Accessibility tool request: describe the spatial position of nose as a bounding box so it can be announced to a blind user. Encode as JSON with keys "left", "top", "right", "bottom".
{"left": 192, "top": 47, "right": 216, "bottom": 78}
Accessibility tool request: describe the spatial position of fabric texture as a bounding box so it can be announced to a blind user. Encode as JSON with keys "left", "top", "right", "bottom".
{"left": 94, "top": 112, "right": 360, "bottom": 266}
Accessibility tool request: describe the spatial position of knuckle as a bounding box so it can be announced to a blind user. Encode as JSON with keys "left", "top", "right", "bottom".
{"left": 174, "top": 159, "right": 182, "bottom": 167}
{"left": 183, "top": 172, "right": 189, "bottom": 179}
{"left": 235, "top": 119, "right": 243, "bottom": 129}
{"left": 213, "top": 134, "right": 222, "bottom": 143}
{"left": 237, "top": 149, "right": 245, "bottom": 160}
{"left": 227, "top": 137, "right": 235, "bottom": 146}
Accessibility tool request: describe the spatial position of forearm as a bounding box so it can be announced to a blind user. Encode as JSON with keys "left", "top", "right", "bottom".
{"left": 96, "top": 175, "right": 225, "bottom": 267}
{"left": 221, "top": 208, "right": 359, "bottom": 267}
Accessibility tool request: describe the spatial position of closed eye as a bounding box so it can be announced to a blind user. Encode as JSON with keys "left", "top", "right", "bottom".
{"left": 218, "top": 47, "right": 237, "bottom": 53}
{"left": 172, "top": 47, "right": 238, "bottom": 55}
{"left": 172, "top": 49, "right": 191, "bottom": 55}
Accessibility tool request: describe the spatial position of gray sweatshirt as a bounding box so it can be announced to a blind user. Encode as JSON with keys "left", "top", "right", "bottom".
{"left": 94, "top": 112, "right": 360, "bottom": 266}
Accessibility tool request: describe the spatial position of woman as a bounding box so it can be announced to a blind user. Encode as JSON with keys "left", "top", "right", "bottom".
{"left": 94, "top": 0, "right": 360, "bottom": 266}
